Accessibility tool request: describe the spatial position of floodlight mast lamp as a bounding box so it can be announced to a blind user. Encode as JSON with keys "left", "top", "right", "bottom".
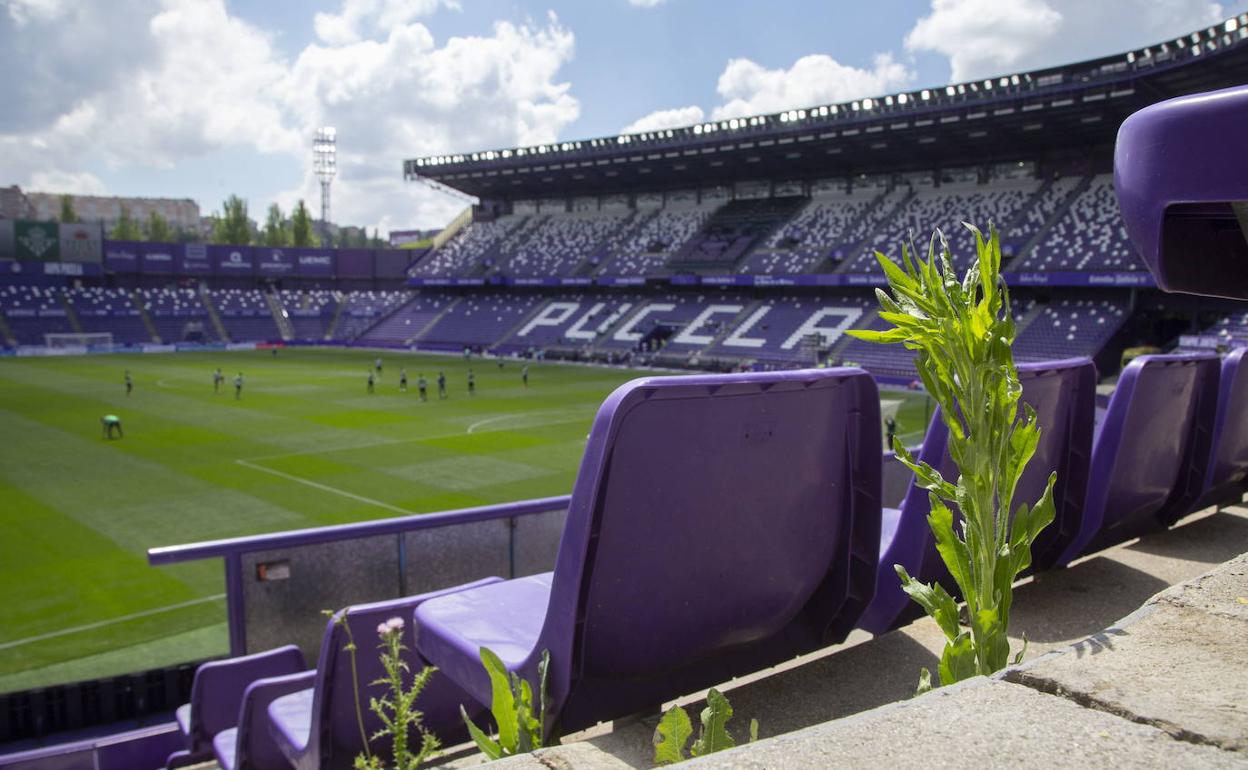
{"left": 313, "top": 127, "right": 337, "bottom": 245}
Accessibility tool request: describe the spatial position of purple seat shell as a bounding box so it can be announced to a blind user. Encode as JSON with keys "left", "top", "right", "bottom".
{"left": 267, "top": 579, "right": 499, "bottom": 770}
{"left": 857, "top": 358, "right": 1096, "bottom": 635}
{"left": 416, "top": 368, "right": 882, "bottom": 737}
{"left": 1058, "top": 353, "right": 1219, "bottom": 562}
{"left": 1191, "top": 347, "right": 1248, "bottom": 513}
{"left": 1115, "top": 84, "right": 1248, "bottom": 298}
{"left": 165, "top": 644, "right": 305, "bottom": 769}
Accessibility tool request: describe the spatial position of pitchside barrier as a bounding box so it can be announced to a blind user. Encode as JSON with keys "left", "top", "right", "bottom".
{"left": 146, "top": 496, "right": 570, "bottom": 663}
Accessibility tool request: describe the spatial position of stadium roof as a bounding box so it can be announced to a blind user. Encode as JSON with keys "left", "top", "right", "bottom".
{"left": 406, "top": 14, "right": 1248, "bottom": 201}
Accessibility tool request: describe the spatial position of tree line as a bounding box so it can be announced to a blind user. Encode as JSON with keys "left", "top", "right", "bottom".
{"left": 58, "top": 193, "right": 387, "bottom": 248}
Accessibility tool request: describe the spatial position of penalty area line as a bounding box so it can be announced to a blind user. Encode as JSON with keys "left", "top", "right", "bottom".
{"left": 234, "top": 459, "right": 417, "bottom": 516}
{"left": 0, "top": 594, "right": 227, "bottom": 651}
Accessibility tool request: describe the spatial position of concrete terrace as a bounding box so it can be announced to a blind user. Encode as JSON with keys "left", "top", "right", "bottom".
{"left": 447, "top": 504, "right": 1248, "bottom": 769}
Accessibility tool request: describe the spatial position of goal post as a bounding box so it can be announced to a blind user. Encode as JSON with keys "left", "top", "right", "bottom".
{"left": 44, "top": 332, "right": 114, "bottom": 348}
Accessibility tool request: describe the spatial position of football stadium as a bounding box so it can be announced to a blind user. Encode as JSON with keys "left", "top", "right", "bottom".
{"left": 2, "top": 4, "right": 1248, "bottom": 768}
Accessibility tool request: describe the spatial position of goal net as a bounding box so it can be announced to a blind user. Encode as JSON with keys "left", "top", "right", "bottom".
{"left": 44, "top": 332, "right": 113, "bottom": 348}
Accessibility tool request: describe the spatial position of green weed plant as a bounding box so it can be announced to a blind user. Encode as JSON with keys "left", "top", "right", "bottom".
{"left": 849, "top": 224, "right": 1056, "bottom": 690}
{"left": 653, "top": 688, "right": 758, "bottom": 765}
{"left": 461, "top": 647, "right": 551, "bottom": 759}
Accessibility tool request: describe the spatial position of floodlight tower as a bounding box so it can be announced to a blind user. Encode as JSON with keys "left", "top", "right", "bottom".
{"left": 313, "top": 127, "right": 337, "bottom": 245}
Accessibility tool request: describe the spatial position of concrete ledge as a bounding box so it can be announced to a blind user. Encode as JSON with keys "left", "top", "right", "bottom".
{"left": 678, "top": 678, "right": 1239, "bottom": 769}
{"left": 452, "top": 512, "right": 1248, "bottom": 768}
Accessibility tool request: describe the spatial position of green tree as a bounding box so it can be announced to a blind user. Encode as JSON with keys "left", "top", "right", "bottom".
{"left": 146, "top": 210, "right": 171, "bottom": 243}
{"left": 212, "top": 195, "right": 252, "bottom": 246}
{"left": 59, "top": 194, "right": 78, "bottom": 224}
{"left": 291, "top": 199, "right": 317, "bottom": 247}
{"left": 111, "top": 205, "right": 141, "bottom": 240}
{"left": 263, "top": 203, "right": 291, "bottom": 247}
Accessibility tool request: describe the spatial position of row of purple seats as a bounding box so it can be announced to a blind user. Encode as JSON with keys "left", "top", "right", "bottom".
{"left": 138, "top": 288, "right": 218, "bottom": 344}
{"left": 280, "top": 290, "right": 338, "bottom": 341}
{"left": 863, "top": 352, "right": 1239, "bottom": 634}
{"left": 167, "top": 368, "right": 883, "bottom": 763}
{"left": 356, "top": 293, "right": 450, "bottom": 346}
{"left": 67, "top": 287, "right": 152, "bottom": 344}
{"left": 335, "top": 291, "right": 410, "bottom": 341}
{"left": 1017, "top": 175, "right": 1144, "bottom": 272}
{"left": 169, "top": 353, "right": 1247, "bottom": 760}
{"left": 418, "top": 293, "right": 544, "bottom": 346}
{"left": 0, "top": 285, "right": 73, "bottom": 344}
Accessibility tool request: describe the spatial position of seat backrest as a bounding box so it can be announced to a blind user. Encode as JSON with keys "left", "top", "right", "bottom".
{"left": 1201, "top": 348, "right": 1248, "bottom": 507}
{"left": 1059, "top": 353, "right": 1219, "bottom": 562}
{"left": 892, "top": 358, "right": 1097, "bottom": 604}
{"left": 533, "top": 368, "right": 881, "bottom": 733}
{"left": 311, "top": 581, "right": 498, "bottom": 769}
{"left": 185, "top": 644, "right": 305, "bottom": 754}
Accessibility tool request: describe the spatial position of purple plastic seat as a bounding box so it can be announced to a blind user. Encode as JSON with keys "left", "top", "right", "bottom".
{"left": 165, "top": 644, "right": 305, "bottom": 769}
{"left": 415, "top": 368, "right": 882, "bottom": 737}
{"left": 1188, "top": 348, "right": 1248, "bottom": 514}
{"left": 213, "top": 670, "right": 316, "bottom": 770}
{"left": 1057, "top": 353, "right": 1220, "bottom": 563}
{"left": 1115, "top": 84, "right": 1248, "bottom": 298}
{"left": 857, "top": 358, "right": 1097, "bottom": 635}
{"left": 267, "top": 579, "right": 500, "bottom": 770}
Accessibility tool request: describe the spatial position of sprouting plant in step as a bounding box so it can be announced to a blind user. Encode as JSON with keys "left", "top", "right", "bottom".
{"left": 353, "top": 617, "right": 441, "bottom": 770}
{"left": 652, "top": 688, "right": 758, "bottom": 766}
{"left": 460, "top": 647, "right": 552, "bottom": 760}
{"left": 848, "top": 224, "right": 1057, "bottom": 690}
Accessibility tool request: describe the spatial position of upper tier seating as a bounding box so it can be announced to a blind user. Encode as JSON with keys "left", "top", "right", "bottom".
{"left": 597, "top": 207, "right": 714, "bottom": 276}
{"left": 739, "top": 191, "right": 899, "bottom": 275}
{"left": 415, "top": 369, "right": 881, "bottom": 737}
{"left": 669, "top": 197, "right": 807, "bottom": 269}
{"left": 846, "top": 181, "right": 1037, "bottom": 273}
{"left": 66, "top": 287, "right": 150, "bottom": 344}
{"left": 207, "top": 289, "right": 278, "bottom": 342}
{"left": 335, "top": 291, "right": 411, "bottom": 341}
{"left": 0, "top": 285, "right": 73, "bottom": 344}
{"left": 502, "top": 212, "right": 628, "bottom": 278}
{"left": 410, "top": 219, "right": 518, "bottom": 278}
{"left": 1009, "top": 176, "right": 1082, "bottom": 244}
{"left": 1018, "top": 175, "right": 1144, "bottom": 271}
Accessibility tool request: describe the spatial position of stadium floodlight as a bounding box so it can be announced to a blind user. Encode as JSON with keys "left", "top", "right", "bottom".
{"left": 313, "top": 127, "right": 336, "bottom": 244}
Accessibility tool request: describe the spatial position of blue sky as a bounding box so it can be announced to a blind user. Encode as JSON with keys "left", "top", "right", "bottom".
{"left": 1, "top": 0, "right": 1244, "bottom": 234}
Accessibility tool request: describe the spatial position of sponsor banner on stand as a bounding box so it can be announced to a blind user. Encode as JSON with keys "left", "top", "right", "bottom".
{"left": 256, "top": 247, "right": 295, "bottom": 276}
{"left": 595, "top": 276, "right": 647, "bottom": 286}
{"left": 104, "top": 240, "right": 141, "bottom": 273}
{"left": 140, "top": 242, "right": 178, "bottom": 274}
{"left": 15, "top": 221, "right": 59, "bottom": 261}
{"left": 179, "top": 243, "right": 213, "bottom": 275}
{"left": 58, "top": 222, "right": 103, "bottom": 263}
{"left": 295, "top": 249, "right": 334, "bottom": 277}
{"left": 211, "top": 245, "right": 255, "bottom": 274}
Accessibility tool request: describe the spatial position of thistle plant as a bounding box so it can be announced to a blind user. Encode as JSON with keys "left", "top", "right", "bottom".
{"left": 461, "top": 647, "right": 552, "bottom": 760}
{"left": 353, "top": 617, "right": 441, "bottom": 770}
{"left": 849, "top": 224, "right": 1056, "bottom": 690}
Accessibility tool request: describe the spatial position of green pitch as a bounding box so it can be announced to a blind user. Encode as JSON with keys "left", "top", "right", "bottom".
{"left": 0, "top": 349, "right": 929, "bottom": 693}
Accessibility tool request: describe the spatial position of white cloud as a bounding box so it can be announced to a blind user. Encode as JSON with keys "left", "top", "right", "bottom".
{"left": 620, "top": 105, "right": 705, "bottom": 134}
{"left": 710, "top": 53, "right": 914, "bottom": 120}
{"left": 0, "top": 1, "right": 579, "bottom": 235}
{"left": 4, "top": 0, "right": 72, "bottom": 26}
{"left": 628, "top": 0, "right": 669, "bottom": 7}
{"left": 28, "top": 170, "right": 107, "bottom": 195}
{"left": 313, "top": 0, "right": 459, "bottom": 46}
{"left": 906, "top": 0, "right": 1226, "bottom": 81}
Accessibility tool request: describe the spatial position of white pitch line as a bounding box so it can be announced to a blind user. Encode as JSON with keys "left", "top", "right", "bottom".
{"left": 0, "top": 594, "right": 226, "bottom": 651}
{"left": 466, "top": 414, "right": 520, "bottom": 433}
{"left": 235, "top": 459, "right": 417, "bottom": 516}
